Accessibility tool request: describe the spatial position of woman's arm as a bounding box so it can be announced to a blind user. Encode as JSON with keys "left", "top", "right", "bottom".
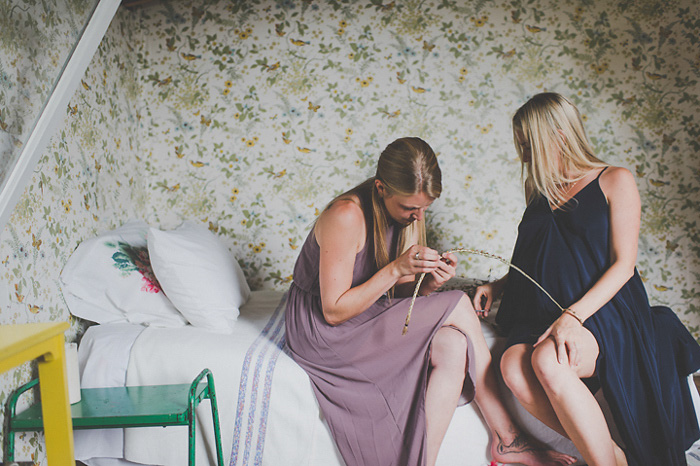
{"left": 472, "top": 274, "right": 508, "bottom": 316}
{"left": 317, "top": 199, "right": 438, "bottom": 326}
{"left": 535, "top": 167, "right": 641, "bottom": 360}
{"left": 556, "top": 167, "right": 639, "bottom": 322}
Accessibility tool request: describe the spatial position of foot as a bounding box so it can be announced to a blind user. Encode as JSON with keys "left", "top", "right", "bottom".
{"left": 491, "top": 432, "right": 578, "bottom": 466}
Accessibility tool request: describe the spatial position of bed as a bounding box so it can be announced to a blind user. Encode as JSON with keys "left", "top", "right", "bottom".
{"left": 46, "top": 220, "right": 700, "bottom": 465}
{"left": 70, "top": 289, "right": 558, "bottom": 466}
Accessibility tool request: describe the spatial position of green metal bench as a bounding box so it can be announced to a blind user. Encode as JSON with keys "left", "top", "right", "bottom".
{"left": 4, "top": 368, "right": 224, "bottom": 466}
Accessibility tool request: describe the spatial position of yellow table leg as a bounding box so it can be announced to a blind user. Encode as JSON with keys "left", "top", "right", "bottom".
{"left": 0, "top": 322, "right": 74, "bottom": 464}
{"left": 37, "top": 334, "right": 75, "bottom": 465}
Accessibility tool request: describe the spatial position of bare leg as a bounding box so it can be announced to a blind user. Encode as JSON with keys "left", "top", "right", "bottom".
{"left": 531, "top": 330, "right": 625, "bottom": 466}
{"left": 425, "top": 326, "right": 467, "bottom": 466}
{"left": 429, "top": 295, "right": 576, "bottom": 466}
{"left": 501, "top": 344, "right": 569, "bottom": 438}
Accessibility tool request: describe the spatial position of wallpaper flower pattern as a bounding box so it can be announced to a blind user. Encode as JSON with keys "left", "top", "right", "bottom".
{"left": 1, "top": 0, "right": 699, "bottom": 463}
{"left": 0, "top": 0, "right": 98, "bottom": 192}
{"left": 0, "top": 5, "right": 143, "bottom": 462}
{"left": 136, "top": 0, "right": 700, "bottom": 324}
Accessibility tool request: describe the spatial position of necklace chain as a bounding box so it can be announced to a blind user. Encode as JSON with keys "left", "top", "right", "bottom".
{"left": 553, "top": 177, "right": 582, "bottom": 205}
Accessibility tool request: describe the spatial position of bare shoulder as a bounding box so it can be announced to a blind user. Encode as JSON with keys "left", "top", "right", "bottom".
{"left": 599, "top": 166, "right": 639, "bottom": 205}
{"left": 323, "top": 195, "right": 364, "bottom": 224}
{"left": 315, "top": 195, "right": 365, "bottom": 246}
{"left": 599, "top": 166, "right": 637, "bottom": 194}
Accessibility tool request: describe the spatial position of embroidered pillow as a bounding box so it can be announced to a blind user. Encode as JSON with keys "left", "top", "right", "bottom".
{"left": 60, "top": 220, "right": 187, "bottom": 327}
{"left": 147, "top": 221, "right": 250, "bottom": 333}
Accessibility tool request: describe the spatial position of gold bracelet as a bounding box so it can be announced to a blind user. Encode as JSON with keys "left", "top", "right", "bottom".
{"left": 562, "top": 308, "right": 584, "bottom": 325}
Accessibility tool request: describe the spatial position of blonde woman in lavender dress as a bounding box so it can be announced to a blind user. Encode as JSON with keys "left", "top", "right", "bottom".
{"left": 285, "top": 137, "right": 575, "bottom": 466}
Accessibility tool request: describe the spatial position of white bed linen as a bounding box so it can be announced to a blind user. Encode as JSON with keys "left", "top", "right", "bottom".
{"left": 76, "top": 290, "right": 700, "bottom": 466}
{"left": 76, "top": 322, "right": 145, "bottom": 461}
{"left": 84, "top": 290, "right": 578, "bottom": 466}
{"left": 121, "top": 290, "right": 345, "bottom": 466}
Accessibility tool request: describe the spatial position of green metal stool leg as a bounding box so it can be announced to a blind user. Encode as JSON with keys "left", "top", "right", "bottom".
{"left": 188, "top": 407, "right": 197, "bottom": 466}
{"left": 188, "top": 368, "right": 224, "bottom": 466}
{"left": 5, "top": 379, "right": 38, "bottom": 463}
{"left": 4, "top": 410, "right": 14, "bottom": 462}
{"left": 188, "top": 372, "right": 201, "bottom": 466}
{"left": 206, "top": 371, "right": 224, "bottom": 466}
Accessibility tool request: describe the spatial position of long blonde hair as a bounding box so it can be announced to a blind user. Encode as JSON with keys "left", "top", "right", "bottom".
{"left": 327, "top": 137, "right": 442, "bottom": 271}
{"left": 512, "top": 92, "right": 607, "bottom": 205}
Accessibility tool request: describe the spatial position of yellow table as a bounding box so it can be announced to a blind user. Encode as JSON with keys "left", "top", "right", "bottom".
{"left": 0, "top": 322, "right": 74, "bottom": 465}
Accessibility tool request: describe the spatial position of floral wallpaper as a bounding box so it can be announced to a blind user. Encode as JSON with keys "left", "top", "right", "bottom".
{"left": 135, "top": 0, "right": 700, "bottom": 329}
{"left": 0, "top": 0, "right": 98, "bottom": 192}
{"left": 1, "top": 0, "right": 699, "bottom": 463}
{"left": 0, "top": 4, "right": 143, "bottom": 463}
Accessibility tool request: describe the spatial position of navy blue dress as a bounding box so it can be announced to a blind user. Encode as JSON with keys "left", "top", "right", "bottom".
{"left": 496, "top": 168, "right": 700, "bottom": 466}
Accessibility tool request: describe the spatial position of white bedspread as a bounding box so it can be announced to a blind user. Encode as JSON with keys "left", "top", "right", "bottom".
{"left": 118, "top": 290, "right": 580, "bottom": 466}
{"left": 123, "top": 289, "right": 346, "bottom": 466}
{"left": 75, "top": 289, "right": 700, "bottom": 466}
{"left": 76, "top": 322, "right": 145, "bottom": 461}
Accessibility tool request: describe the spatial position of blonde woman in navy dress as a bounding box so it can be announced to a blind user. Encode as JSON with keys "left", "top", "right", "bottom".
{"left": 473, "top": 93, "right": 700, "bottom": 466}
{"left": 285, "top": 137, "right": 575, "bottom": 466}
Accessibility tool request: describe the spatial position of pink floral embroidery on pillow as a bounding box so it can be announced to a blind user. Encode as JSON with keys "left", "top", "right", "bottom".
{"left": 107, "top": 241, "right": 164, "bottom": 293}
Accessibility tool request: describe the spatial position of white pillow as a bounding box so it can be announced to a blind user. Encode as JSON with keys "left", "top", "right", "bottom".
{"left": 60, "top": 220, "right": 188, "bottom": 327}
{"left": 147, "top": 221, "right": 250, "bottom": 333}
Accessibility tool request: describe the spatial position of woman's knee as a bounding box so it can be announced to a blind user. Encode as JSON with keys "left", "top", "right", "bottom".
{"left": 431, "top": 327, "right": 467, "bottom": 373}
{"left": 444, "top": 294, "right": 479, "bottom": 331}
{"left": 500, "top": 347, "right": 535, "bottom": 403}
{"left": 530, "top": 342, "right": 567, "bottom": 393}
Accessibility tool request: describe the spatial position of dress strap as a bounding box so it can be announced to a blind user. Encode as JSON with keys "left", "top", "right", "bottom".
{"left": 596, "top": 166, "right": 609, "bottom": 180}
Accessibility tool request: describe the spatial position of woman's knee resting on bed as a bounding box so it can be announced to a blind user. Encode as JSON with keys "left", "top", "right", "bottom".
{"left": 431, "top": 326, "right": 467, "bottom": 376}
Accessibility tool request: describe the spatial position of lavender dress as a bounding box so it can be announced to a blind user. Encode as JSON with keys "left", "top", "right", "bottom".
{"left": 285, "top": 217, "right": 475, "bottom": 466}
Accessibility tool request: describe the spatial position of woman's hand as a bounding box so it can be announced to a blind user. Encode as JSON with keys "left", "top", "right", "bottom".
{"left": 395, "top": 244, "right": 441, "bottom": 278}
{"left": 421, "top": 252, "right": 458, "bottom": 294}
{"left": 472, "top": 275, "right": 506, "bottom": 318}
{"left": 534, "top": 312, "right": 585, "bottom": 367}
